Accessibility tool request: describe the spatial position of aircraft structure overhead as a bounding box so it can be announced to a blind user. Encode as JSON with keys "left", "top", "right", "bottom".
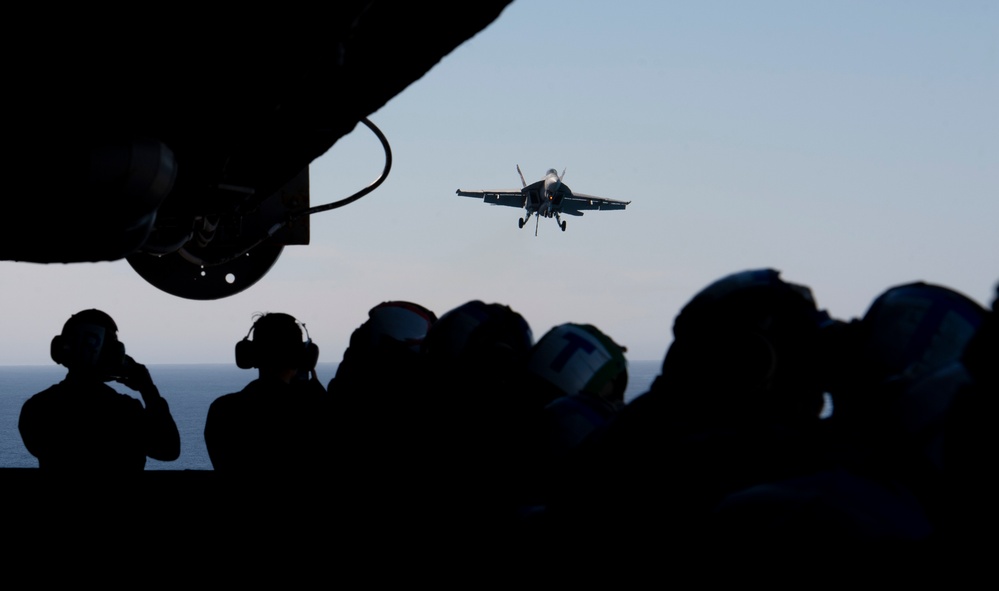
{"left": 457, "top": 165, "right": 630, "bottom": 235}
{"left": 1, "top": 1, "right": 514, "bottom": 300}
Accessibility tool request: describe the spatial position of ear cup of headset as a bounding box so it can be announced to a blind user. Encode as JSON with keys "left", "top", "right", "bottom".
{"left": 728, "top": 331, "right": 778, "bottom": 393}
{"left": 51, "top": 334, "right": 69, "bottom": 366}
{"left": 704, "top": 331, "right": 777, "bottom": 393}
{"left": 235, "top": 338, "right": 257, "bottom": 369}
{"left": 301, "top": 341, "right": 319, "bottom": 371}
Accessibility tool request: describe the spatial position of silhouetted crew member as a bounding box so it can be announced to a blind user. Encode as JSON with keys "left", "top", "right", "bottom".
{"left": 541, "top": 269, "right": 888, "bottom": 560}
{"left": 18, "top": 309, "right": 180, "bottom": 471}
{"left": 204, "top": 312, "right": 326, "bottom": 474}
{"left": 524, "top": 323, "right": 629, "bottom": 464}
{"left": 325, "top": 301, "right": 437, "bottom": 544}
{"left": 419, "top": 300, "right": 536, "bottom": 531}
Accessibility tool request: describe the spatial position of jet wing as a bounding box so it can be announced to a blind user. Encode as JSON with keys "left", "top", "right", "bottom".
{"left": 456, "top": 189, "right": 526, "bottom": 209}
{"left": 560, "top": 193, "right": 631, "bottom": 216}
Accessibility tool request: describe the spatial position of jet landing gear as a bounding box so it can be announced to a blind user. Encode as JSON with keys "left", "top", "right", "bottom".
{"left": 519, "top": 211, "right": 533, "bottom": 229}
{"left": 555, "top": 212, "right": 567, "bottom": 232}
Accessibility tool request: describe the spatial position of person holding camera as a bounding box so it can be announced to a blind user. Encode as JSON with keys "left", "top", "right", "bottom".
{"left": 18, "top": 309, "right": 181, "bottom": 472}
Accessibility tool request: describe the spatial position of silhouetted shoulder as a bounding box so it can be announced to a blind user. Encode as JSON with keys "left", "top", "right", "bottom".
{"left": 204, "top": 378, "right": 327, "bottom": 474}
{"left": 20, "top": 381, "right": 149, "bottom": 471}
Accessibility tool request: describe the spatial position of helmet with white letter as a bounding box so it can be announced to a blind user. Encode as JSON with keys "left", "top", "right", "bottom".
{"left": 856, "top": 281, "right": 986, "bottom": 384}
{"left": 527, "top": 323, "right": 628, "bottom": 404}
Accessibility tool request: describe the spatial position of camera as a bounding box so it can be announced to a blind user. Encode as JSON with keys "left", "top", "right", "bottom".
{"left": 107, "top": 354, "right": 135, "bottom": 381}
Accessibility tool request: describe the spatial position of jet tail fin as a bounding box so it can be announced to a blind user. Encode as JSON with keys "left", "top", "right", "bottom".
{"left": 517, "top": 164, "right": 527, "bottom": 188}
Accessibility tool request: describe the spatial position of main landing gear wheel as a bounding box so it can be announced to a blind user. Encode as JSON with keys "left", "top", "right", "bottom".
{"left": 560, "top": 220, "right": 567, "bottom": 231}
{"left": 519, "top": 218, "right": 526, "bottom": 228}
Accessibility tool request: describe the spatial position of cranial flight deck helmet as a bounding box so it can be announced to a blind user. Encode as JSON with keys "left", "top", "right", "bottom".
{"left": 855, "top": 281, "right": 987, "bottom": 385}
{"left": 50, "top": 309, "right": 128, "bottom": 380}
{"left": 353, "top": 300, "right": 438, "bottom": 354}
{"left": 422, "top": 300, "right": 533, "bottom": 364}
{"left": 330, "top": 301, "right": 438, "bottom": 396}
{"left": 672, "top": 269, "right": 827, "bottom": 336}
{"left": 528, "top": 323, "right": 628, "bottom": 403}
{"left": 661, "top": 268, "right": 831, "bottom": 420}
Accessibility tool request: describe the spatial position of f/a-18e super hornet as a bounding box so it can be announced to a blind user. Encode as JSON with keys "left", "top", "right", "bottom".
{"left": 457, "top": 165, "right": 630, "bottom": 235}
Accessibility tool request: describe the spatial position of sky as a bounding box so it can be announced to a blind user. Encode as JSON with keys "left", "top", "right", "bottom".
{"left": 1, "top": 0, "right": 996, "bottom": 366}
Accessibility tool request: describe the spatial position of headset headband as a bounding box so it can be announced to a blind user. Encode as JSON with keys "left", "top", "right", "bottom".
{"left": 236, "top": 313, "right": 318, "bottom": 370}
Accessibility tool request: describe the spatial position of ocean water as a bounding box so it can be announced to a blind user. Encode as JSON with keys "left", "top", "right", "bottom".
{"left": 0, "top": 359, "right": 661, "bottom": 470}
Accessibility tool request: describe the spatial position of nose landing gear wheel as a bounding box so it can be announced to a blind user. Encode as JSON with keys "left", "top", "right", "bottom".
{"left": 560, "top": 220, "right": 567, "bottom": 231}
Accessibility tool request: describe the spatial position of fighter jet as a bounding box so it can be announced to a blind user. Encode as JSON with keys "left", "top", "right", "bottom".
{"left": 457, "top": 165, "right": 630, "bottom": 235}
